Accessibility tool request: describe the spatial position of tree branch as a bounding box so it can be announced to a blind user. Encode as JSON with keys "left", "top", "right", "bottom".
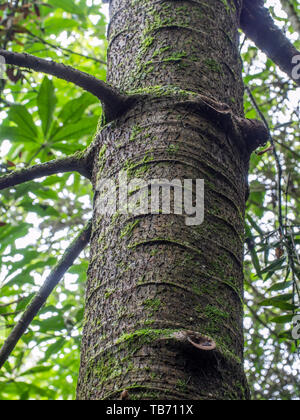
{"left": 0, "top": 153, "right": 91, "bottom": 191}
{"left": 240, "top": 0, "right": 300, "bottom": 86}
{"left": 0, "top": 49, "right": 129, "bottom": 120}
{"left": 0, "top": 220, "right": 92, "bottom": 369}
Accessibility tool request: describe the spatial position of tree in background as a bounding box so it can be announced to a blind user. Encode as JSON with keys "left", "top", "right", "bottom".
{"left": 0, "top": 0, "right": 299, "bottom": 400}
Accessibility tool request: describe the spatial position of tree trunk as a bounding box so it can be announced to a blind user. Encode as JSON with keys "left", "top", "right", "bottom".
{"left": 77, "top": 0, "right": 254, "bottom": 400}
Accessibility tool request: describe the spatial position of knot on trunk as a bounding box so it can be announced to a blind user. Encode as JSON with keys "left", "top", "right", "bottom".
{"left": 125, "top": 88, "right": 270, "bottom": 158}
{"left": 187, "top": 333, "right": 216, "bottom": 351}
{"left": 235, "top": 117, "right": 270, "bottom": 154}
{"left": 172, "top": 330, "right": 216, "bottom": 352}
{"left": 172, "top": 93, "right": 270, "bottom": 157}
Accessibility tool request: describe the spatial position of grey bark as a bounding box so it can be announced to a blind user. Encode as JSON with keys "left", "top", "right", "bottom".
{"left": 77, "top": 0, "right": 268, "bottom": 400}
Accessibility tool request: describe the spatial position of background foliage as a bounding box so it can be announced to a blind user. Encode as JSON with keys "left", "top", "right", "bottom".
{"left": 0, "top": 0, "right": 299, "bottom": 400}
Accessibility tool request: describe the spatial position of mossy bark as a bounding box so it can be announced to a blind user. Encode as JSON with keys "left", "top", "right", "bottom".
{"left": 77, "top": 0, "right": 251, "bottom": 400}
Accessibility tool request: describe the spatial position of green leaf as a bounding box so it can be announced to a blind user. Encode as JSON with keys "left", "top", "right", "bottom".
{"left": 19, "top": 366, "right": 53, "bottom": 377}
{"left": 37, "top": 77, "right": 57, "bottom": 137}
{"left": 259, "top": 257, "right": 286, "bottom": 277}
{"left": 41, "top": 338, "right": 65, "bottom": 362}
{"left": 68, "top": 261, "right": 89, "bottom": 276}
{"left": 47, "top": 0, "right": 84, "bottom": 15}
{"left": 2, "top": 273, "right": 34, "bottom": 289}
{"left": 267, "top": 302, "right": 297, "bottom": 311}
{"left": 245, "top": 222, "right": 261, "bottom": 276}
{"left": 258, "top": 294, "right": 297, "bottom": 310}
{"left": 268, "top": 281, "right": 293, "bottom": 292}
{"left": 260, "top": 293, "right": 294, "bottom": 303}
{"left": 250, "top": 248, "right": 261, "bottom": 277}
{"left": 50, "top": 116, "right": 98, "bottom": 143}
{"left": 58, "top": 92, "right": 97, "bottom": 125}
{"left": 16, "top": 293, "right": 35, "bottom": 311}
{"left": 19, "top": 200, "right": 60, "bottom": 217}
{"left": 270, "top": 315, "right": 294, "bottom": 324}
{"left": 277, "top": 329, "right": 294, "bottom": 340}
{"left": 0, "top": 126, "right": 37, "bottom": 144}
{"left": 0, "top": 223, "right": 31, "bottom": 253}
{"left": 247, "top": 214, "right": 264, "bottom": 236}
{"left": 32, "top": 315, "right": 65, "bottom": 333}
{"left": 20, "top": 389, "right": 30, "bottom": 400}
{"left": 44, "top": 17, "right": 79, "bottom": 35}
{"left": 32, "top": 187, "right": 58, "bottom": 201}
{"left": 8, "top": 105, "right": 38, "bottom": 139}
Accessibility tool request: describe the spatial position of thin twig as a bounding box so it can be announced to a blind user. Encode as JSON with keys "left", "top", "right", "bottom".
{"left": 26, "top": 31, "right": 107, "bottom": 66}
{"left": 26, "top": 145, "right": 46, "bottom": 167}
{"left": 0, "top": 153, "right": 90, "bottom": 191}
{"left": 0, "top": 297, "right": 24, "bottom": 308}
{"left": 0, "top": 220, "right": 92, "bottom": 369}
{"left": 246, "top": 86, "right": 284, "bottom": 234}
{"left": 0, "top": 49, "right": 129, "bottom": 120}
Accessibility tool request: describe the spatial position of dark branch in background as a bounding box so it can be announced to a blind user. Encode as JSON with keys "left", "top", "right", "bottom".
{"left": 0, "top": 49, "right": 130, "bottom": 121}
{"left": 0, "top": 153, "right": 91, "bottom": 191}
{"left": 240, "top": 0, "right": 300, "bottom": 86}
{"left": 0, "top": 220, "right": 92, "bottom": 369}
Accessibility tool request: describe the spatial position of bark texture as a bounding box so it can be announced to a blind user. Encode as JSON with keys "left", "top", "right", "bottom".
{"left": 77, "top": 0, "right": 264, "bottom": 400}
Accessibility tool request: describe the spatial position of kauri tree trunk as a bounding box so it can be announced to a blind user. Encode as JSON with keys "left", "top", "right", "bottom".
{"left": 77, "top": 0, "right": 266, "bottom": 400}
